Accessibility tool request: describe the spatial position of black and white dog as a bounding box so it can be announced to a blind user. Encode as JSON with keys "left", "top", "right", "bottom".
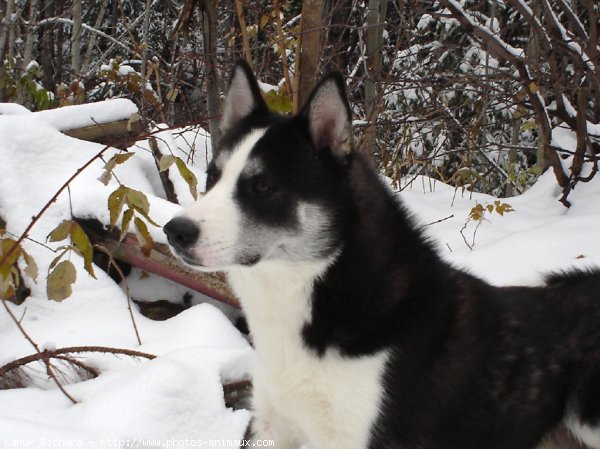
{"left": 164, "top": 61, "right": 600, "bottom": 449}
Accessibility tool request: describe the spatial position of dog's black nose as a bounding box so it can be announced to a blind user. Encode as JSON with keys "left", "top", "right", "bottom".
{"left": 163, "top": 217, "right": 200, "bottom": 250}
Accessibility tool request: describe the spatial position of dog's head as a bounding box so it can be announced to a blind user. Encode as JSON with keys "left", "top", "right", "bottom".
{"left": 164, "top": 61, "right": 354, "bottom": 271}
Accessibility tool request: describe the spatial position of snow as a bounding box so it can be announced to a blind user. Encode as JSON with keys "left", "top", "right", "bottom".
{"left": 445, "top": 0, "right": 525, "bottom": 59}
{"left": 23, "top": 99, "right": 138, "bottom": 131}
{"left": 1, "top": 101, "right": 600, "bottom": 447}
{"left": 0, "top": 103, "right": 32, "bottom": 115}
{"left": 560, "top": 94, "right": 600, "bottom": 138}
{"left": 399, "top": 170, "right": 600, "bottom": 286}
{"left": 0, "top": 106, "right": 250, "bottom": 447}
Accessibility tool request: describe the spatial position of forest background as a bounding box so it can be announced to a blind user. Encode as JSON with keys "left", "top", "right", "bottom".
{"left": 1, "top": 0, "right": 598, "bottom": 207}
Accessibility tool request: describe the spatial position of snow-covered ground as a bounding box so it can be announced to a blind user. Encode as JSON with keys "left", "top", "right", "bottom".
{"left": 0, "top": 101, "right": 598, "bottom": 447}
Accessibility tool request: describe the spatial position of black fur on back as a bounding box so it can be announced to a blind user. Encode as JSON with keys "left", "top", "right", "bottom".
{"left": 298, "top": 151, "right": 600, "bottom": 449}
{"left": 545, "top": 268, "right": 600, "bottom": 286}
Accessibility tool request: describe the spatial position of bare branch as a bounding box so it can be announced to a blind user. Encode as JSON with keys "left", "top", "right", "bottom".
{"left": 35, "top": 17, "right": 131, "bottom": 53}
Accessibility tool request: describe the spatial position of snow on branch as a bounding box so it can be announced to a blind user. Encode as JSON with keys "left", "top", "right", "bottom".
{"left": 441, "top": 0, "right": 525, "bottom": 62}
{"left": 538, "top": 0, "right": 597, "bottom": 75}
{"left": 35, "top": 17, "right": 131, "bottom": 53}
{"left": 436, "top": 0, "right": 600, "bottom": 180}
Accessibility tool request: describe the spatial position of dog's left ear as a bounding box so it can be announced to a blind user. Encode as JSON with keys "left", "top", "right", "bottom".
{"left": 300, "top": 72, "right": 353, "bottom": 159}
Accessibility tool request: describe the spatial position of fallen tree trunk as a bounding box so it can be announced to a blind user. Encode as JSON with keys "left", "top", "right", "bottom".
{"left": 79, "top": 219, "right": 239, "bottom": 308}
{"left": 32, "top": 99, "right": 143, "bottom": 146}
{"left": 62, "top": 115, "right": 142, "bottom": 145}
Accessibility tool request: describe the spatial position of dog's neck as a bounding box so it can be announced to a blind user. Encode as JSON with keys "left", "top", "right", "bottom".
{"left": 226, "top": 258, "right": 333, "bottom": 351}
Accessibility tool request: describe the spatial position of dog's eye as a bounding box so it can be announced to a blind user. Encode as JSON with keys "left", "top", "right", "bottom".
{"left": 252, "top": 180, "right": 271, "bottom": 195}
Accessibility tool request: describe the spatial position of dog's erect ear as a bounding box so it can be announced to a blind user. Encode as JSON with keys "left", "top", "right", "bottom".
{"left": 300, "top": 72, "right": 353, "bottom": 158}
{"left": 220, "top": 60, "right": 269, "bottom": 134}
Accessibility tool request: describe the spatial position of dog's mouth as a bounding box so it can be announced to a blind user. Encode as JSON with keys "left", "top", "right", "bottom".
{"left": 169, "top": 247, "right": 262, "bottom": 271}
{"left": 239, "top": 253, "right": 261, "bottom": 267}
{"left": 167, "top": 246, "right": 205, "bottom": 268}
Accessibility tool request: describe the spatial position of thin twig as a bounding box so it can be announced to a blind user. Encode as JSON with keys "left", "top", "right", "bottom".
{"left": 459, "top": 220, "right": 473, "bottom": 251}
{"left": 93, "top": 245, "right": 142, "bottom": 345}
{"left": 423, "top": 214, "right": 454, "bottom": 227}
{"left": 42, "top": 355, "right": 77, "bottom": 404}
{"left": 0, "top": 145, "right": 113, "bottom": 270}
{"left": 0, "top": 300, "right": 40, "bottom": 353}
{"left": 35, "top": 17, "right": 130, "bottom": 52}
{"left": 0, "top": 346, "right": 156, "bottom": 378}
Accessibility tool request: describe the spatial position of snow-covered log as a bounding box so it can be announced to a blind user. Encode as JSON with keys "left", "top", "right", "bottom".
{"left": 34, "top": 99, "right": 142, "bottom": 144}
{"left": 0, "top": 99, "right": 143, "bottom": 145}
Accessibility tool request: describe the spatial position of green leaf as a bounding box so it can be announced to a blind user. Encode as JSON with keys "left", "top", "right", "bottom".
{"left": 120, "top": 208, "right": 135, "bottom": 239}
{"left": 134, "top": 217, "right": 154, "bottom": 257}
{"left": 22, "top": 249, "right": 39, "bottom": 283}
{"left": 103, "top": 152, "right": 134, "bottom": 172}
{"left": 131, "top": 204, "right": 160, "bottom": 227}
{"left": 47, "top": 260, "right": 77, "bottom": 302}
{"left": 100, "top": 153, "right": 135, "bottom": 185}
{"left": 126, "top": 189, "right": 151, "bottom": 216}
{"left": 174, "top": 158, "right": 199, "bottom": 200}
{"left": 108, "top": 185, "right": 129, "bottom": 227}
{"left": 71, "top": 222, "right": 96, "bottom": 279}
{"left": 0, "top": 276, "right": 15, "bottom": 300}
{"left": 0, "top": 239, "right": 21, "bottom": 280}
{"left": 264, "top": 89, "right": 293, "bottom": 113}
{"left": 109, "top": 186, "right": 158, "bottom": 228}
{"left": 158, "top": 155, "right": 177, "bottom": 172}
{"left": 47, "top": 220, "right": 73, "bottom": 242}
{"left": 49, "top": 247, "right": 71, "bottom": 270}
{"left": 112, "top": 152, "right": 135, "bottom": 165}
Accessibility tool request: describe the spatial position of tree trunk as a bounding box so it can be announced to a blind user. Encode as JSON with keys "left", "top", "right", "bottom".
{"left": 234, "top": 0, "right": 252, "bottom": 67}
{"left": 362, "top": 0, "right": 388, "bottom": 156}
{"left": 293, "top": 0, "right": 324, "bottom": 112}
{"left": 0, "top": 0, "right": 15, "bottom": 61}
{"left": 274, "top": 0, "right": 292, "bottom": 98}
{"left": 201, "top": 0, "right": 221, "bottom": 152}
{"left": 22, "top": 0, "right": 39, "bottom": 72}
{"left": 83, "top": 0, "right": 109, "bottom": 74}
{"left": 325, "top": 0, "right": 354, "bottom": 70}
{"left": 0, "top": 2, "right": 6, "bottom": 62}
{"left": 140, "top": 0, "right": 152, "bottom": 80}
{"left": 40, "top": 0, "right": 56, "bottom": 91}
{"left": 71, "top": 0, "right": 82, "bottom": 76}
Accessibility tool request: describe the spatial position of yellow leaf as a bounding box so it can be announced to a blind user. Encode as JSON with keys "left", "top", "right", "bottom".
{"left": 159, "top": 155, "right": 177, "bottom": 172}
{"left": 47, "top": 220, "right": 73, "bottom": 243}
{"left": 47, "top": 260, "right": 76, "bottom": 302}
{"left": 166, "top": 87, "right": 179, "bottom": 102}
{"left": 22, "top": 250, "right": 38, "bottom": 283}
{"left": 127, "top": 189, "right": 151, "bottom": 217}
{"left": 108, "top": 186, "right": 129, "bottom": 227}
{"left": 259, "top": 14, "right": 269, "bottom": 29}
{"left": 71, "top": 222, "right": 96, "bottom": 279}
{"left": 134, "top": 217, "right": 153, "bottom": 257}
{"left": 0, "top": 239, "right": 21, "bottom": 280}
{"left": 120, "top": 208, "right": 135, "bottom": 239}
{"left": 175, "top": 157, "right": 199, "bottom": 200}
{"left": 528, "top": 81, "right": 538, "bottom": 94}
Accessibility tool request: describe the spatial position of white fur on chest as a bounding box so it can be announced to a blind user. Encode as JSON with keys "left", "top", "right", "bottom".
{"left": 228, "top": 260, "right": 388, "bottom": 449}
